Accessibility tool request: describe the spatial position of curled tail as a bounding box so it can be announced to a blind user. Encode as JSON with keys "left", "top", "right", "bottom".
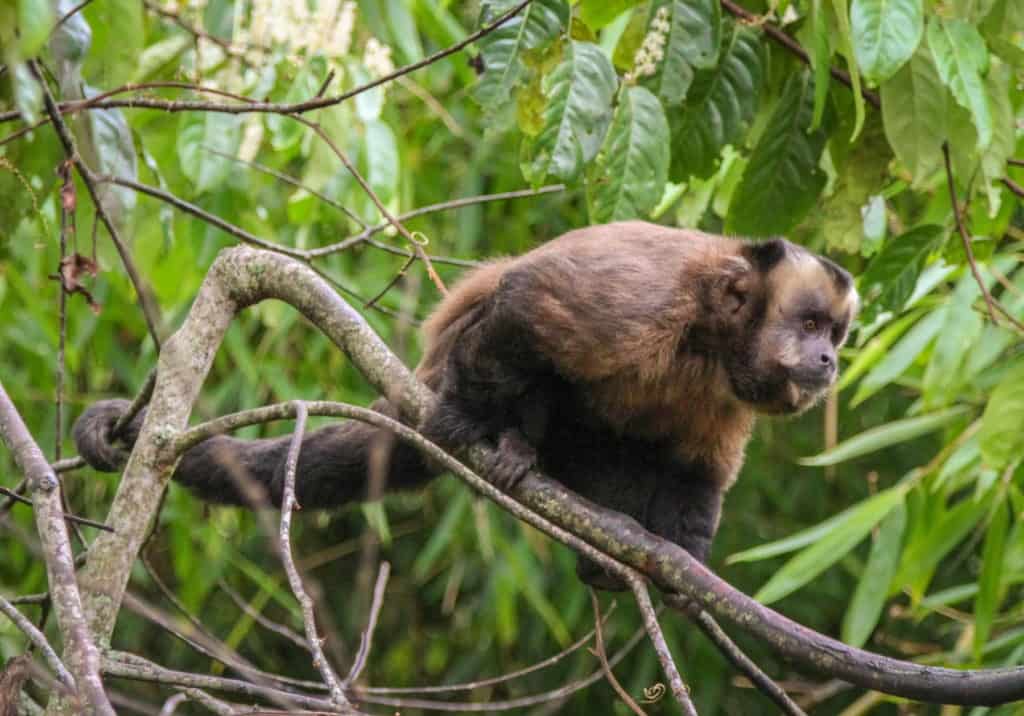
{"left": 72, "top": 399, "right": 438, "bottom": 508}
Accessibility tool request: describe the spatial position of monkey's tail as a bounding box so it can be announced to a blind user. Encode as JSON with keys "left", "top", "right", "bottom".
{"left": 72, "top": 399, "right": 438, "bottom": 508}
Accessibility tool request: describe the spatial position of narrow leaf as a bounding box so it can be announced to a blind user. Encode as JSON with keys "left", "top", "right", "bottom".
{"left": 728, "top": 487, "right": 906, "bottom": 565}
{"left": 842, "top": 501, "right": 906, "bottom": 647}
{"left": 980, "top": 358, "right": 1024, "bottom": 471}
{"left": 852, "top": 308, "right": 946, "bottom": 406}
{"left": 799, "top": 407, "right": 969, "bottom": 466}
{"left": 974, "top": 501, "right": 1009, "bottom": 658}
{"left": 857, "top": 224, "right": 943, "bottom": 323}
{"left": 755, "top": 488, "right": 905, "bottom": 604}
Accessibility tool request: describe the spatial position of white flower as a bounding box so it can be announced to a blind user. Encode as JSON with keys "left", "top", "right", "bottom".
{"left": 363, "top": 36, "right": 395, "bottom": 77}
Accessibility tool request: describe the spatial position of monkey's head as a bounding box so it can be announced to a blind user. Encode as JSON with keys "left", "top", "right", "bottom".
{"left": 713, "top": 239, "right": 858, "bottom": 415}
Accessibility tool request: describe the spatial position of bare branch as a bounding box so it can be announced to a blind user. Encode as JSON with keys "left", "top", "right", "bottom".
{"left": 625, "top": 576, "right": 697, "bottom": 716}
{"left": 943, "top": 141, "right": 1001, "bottom": 325}
{"left": 278, "top": 402, "right": 350, "bottom": 708}
{"left": 665, "top": 595, "right": 806, "bottom": 716}
{"left": 0, "top": 381, "right": 113, "bottom": 715}
{"left": 343, "top": 562, "right": 390, "bottom": 688}
{"left": 588, "top": 590, "right": 647, "bottom": 716}
{"left": 0, "top": 597, "right": 74, "bottom": 691}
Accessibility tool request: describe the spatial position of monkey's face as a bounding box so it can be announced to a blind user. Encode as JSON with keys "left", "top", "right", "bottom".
{"left": 723, "top": 242, "right": 858, "bottom": 415}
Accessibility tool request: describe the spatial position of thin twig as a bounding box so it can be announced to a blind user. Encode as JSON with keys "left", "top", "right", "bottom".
{"left": 51, "top": 0, "right": 93, "bottom": 34}
{"left": 278, "top": 402, "right": 350, "bottom": 708}
{"left": 589, "top": 590, "right": 646, "bottom": 716}
{"left": 298, "top": 119, "right": 448, "bottom": 295}
{"left": 665, "top": 595, "right": 806, "bottom": 715}
{"left": 625, "top": 576, "right": 698, "bottom": 716}
{"left": 0, "top": 487, "right": 113, "bottom": 532}
{"left": 0, "top": 595, "right": 75, "bottom": 690}
{"left": 32, "top": 61, "right": 164, "bottom": 349}
{"left": 943, "top": 141, "right": 999, "bottom": 325}
{"left": 216, "top": 579, "right": 308, "bottom": 649}
{"left": 157, "top": 693, "right": 188, "bottom": 716}
{"left": 364, "top": 602, "right": 617, "bottom": 695}
{"left": 1002, "top": 176, "right": 1024, "bottom": 200}
{"left": 343, "top": 561, "right": 390, "bottom": 687}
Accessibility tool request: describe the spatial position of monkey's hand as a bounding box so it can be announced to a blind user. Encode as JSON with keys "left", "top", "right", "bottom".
{"left": 72, "top": 399, "right": 146, "bottom": 472}
{"left": 480, "top": 429, "right": 538, "bottom": 491}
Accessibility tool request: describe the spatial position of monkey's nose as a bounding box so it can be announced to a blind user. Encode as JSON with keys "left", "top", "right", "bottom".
{"left": 819, "top": 353, "right": 835, "bottom": 371}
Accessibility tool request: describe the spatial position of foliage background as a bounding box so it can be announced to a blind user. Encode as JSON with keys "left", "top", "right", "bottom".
{"left": 1, "top": 0, "right": 1023, "bottom": 713}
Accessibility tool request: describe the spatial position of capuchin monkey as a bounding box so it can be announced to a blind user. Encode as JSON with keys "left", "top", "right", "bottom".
{"left": 74, "top": 221, "right": 858, "bottom": 588}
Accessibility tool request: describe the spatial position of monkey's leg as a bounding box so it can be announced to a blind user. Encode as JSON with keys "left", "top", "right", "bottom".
{"left": 420, "top": 304, "right": 552, "bottom": 490}
{"left": 645, "top": 469, "right": 724, "bottom": 565}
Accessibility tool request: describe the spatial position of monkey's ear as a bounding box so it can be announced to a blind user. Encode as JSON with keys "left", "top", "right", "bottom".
{"left": 719, "top": 257, "right": 756, "bottom": 314}
{"left": 741, "top": 239, "right": 787, "bottom": 272}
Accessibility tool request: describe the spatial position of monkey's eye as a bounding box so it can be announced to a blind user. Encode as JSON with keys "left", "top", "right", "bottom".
{"left": 803, "top": 319, "right": 817, "bottom": 332}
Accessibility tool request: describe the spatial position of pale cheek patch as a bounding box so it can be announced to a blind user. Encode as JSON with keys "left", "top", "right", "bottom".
{"left": 777, "top": 334, "right": 801, "bottom": 368}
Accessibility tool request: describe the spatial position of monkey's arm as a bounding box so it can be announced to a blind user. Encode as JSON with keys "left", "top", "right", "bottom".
{"left": 73, "top": 399, "right": 436, "bottom": 508}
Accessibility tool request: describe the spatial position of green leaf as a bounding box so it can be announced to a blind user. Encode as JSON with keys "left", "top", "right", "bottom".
{"left": 923, "top": 273, "right": 984, "bottom": 408}
{"left": 9, "top": 62, "right": 41, "bottom": 124}
{"left": 669, "top": 26, "right": 764, "bottom": 181}
{"left": 386, "top": 0, "right": 424, "bottom": 63}
{"left": 640, "top": 0, "right": 721, "bottom": 106}
{"left": 975, "top": 501, "right": 1009, "bottom": 658}
{"left": 838, "top": 309, "right": 924, "bottom": 392}
{"left": 725, "top": 71, "right": 828, "bottom": 237}
{"left": 852, "top": 308, "right": 946, "bottom": 406}
{"left": 894, "top": 491, "right": 992, "bottom": 596}
{"left": 978, "top": 62, "right": 1016, "bottom": 217}
{"left": 729, "top": 487, "right": 904, "bottom": 564}
{"left": 474, "top": 0, "right": 569, "bottom": 108}
{"left": 799, "top": 407, "right": 969, "bottom": 466}
{"left": 829, "top": 0, "right": 866, "bottom": 139}
{"left": 851, "top": 0, "right": 923, "bottom": 84}
{"left": 177, "top": 113, "right": 242, "bottom": 194}
{"left": 926, "top": 17, "right": 992, "bottom": 149}
{"left": 755, "top": 487, "right": 905, "bottom": 604}
{"left": 880, "top": 47, "right": 960, "bottom": 185}
{"left": 842, "top": 501, "right": 906, "bottom": 647}
{"left": 413, "top": 491, "right": 470, "bottom": 580}
{"left": 365, "top": 120, "right": 400, "bottom": 205}
{"left": 16, "top": 0, "right": 53, "bottom": 58}
{"left": 580, "top": 0, "right": 638, "bottom": 30}
{"left": 809, "top": 0, "right": 832, "bottom": 129}
{"left": 82, "top": 0, "right": 143, "bottom": 86}
{"left": 522, "top": 41, "right": 618, "bottom": 184}
{"left": 980, "top": 359, "right": 1024, "bottom": 471}
{"left": 858, "top": 224, "right": 943, "bottom": 323}
{"left": 587, "top": 86, "right": 669, "bottom": 222}
{"left": 268, "top": 64, "right": 322, "bottom": 148}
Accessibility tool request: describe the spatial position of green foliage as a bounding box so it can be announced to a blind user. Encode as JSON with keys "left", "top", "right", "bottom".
{"left": 2, "top": 0, "right": 1024, "bottom": 709}
{"left": 586, "top": 85, "right": 669, "bottom": 222}
{"left": 850, "top": 0, "right": 923, "bottom": 84}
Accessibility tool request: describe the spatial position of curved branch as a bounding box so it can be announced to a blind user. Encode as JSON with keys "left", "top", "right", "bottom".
{"left": 74, "top": 245, "right": 1024, "bottom": 710}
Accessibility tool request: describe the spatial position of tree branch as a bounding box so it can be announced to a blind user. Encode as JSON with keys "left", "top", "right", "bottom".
{"left": 0, "top": 381, "right": 114, "bottom": 715}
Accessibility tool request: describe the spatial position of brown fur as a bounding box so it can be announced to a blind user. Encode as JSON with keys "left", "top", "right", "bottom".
{"left": 72, "top": 221, "right": 857, "bottom": 589}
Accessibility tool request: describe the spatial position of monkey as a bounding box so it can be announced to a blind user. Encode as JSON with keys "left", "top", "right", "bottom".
{"left": 74, "top": 221, "right": 858, "bottom": 589}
